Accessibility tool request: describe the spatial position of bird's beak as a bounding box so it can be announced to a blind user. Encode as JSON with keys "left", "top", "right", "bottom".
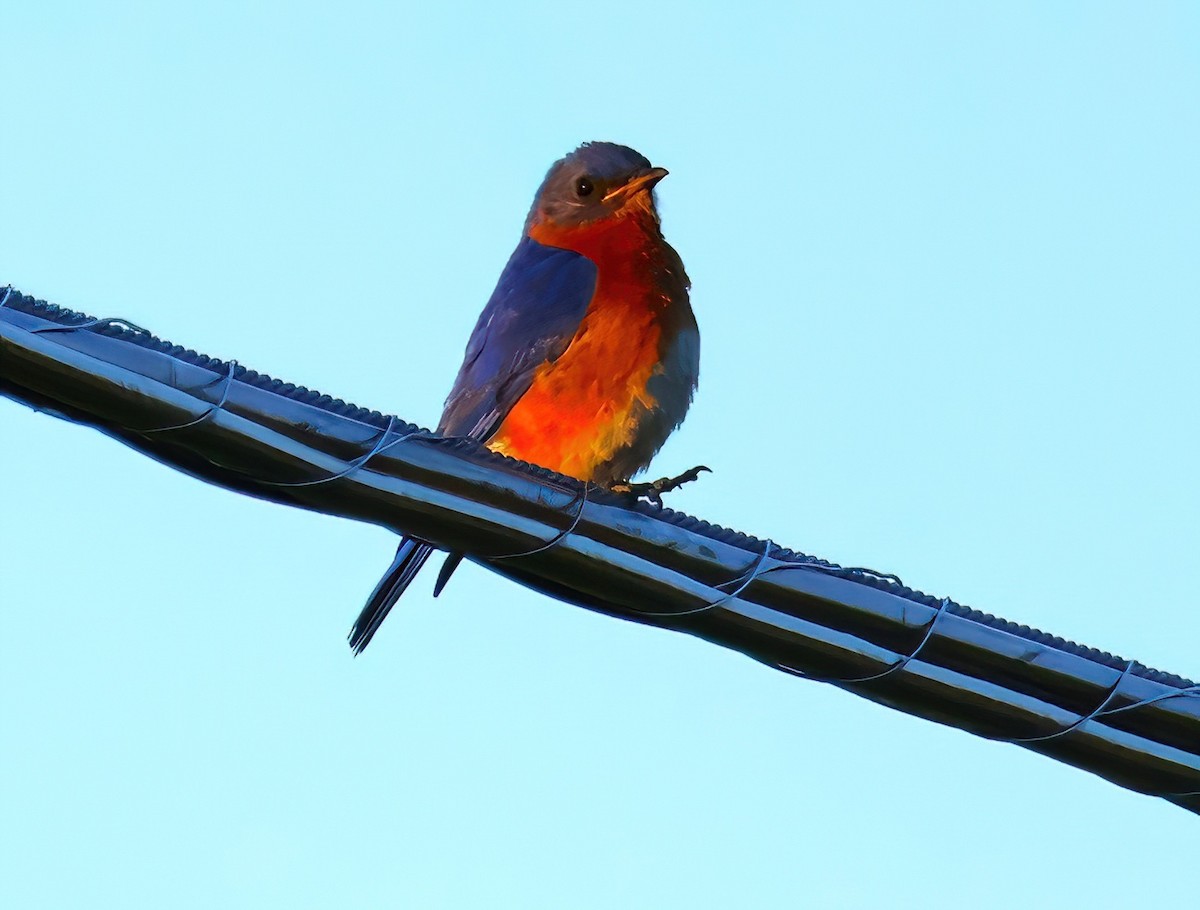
{"left": 602, "top": 167, "right": 669, "bottom": 204}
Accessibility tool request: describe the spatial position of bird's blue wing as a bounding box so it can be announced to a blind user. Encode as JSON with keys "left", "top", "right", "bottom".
{"left": 438, "top": 235, "right": 597, "bottom": 439}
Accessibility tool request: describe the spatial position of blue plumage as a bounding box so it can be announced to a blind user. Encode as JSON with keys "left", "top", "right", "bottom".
{"left": 438, "top": 236, "right": 597, "bottom": 438}
{"left": 349, "top": 237, "right": 598, "bottom": 654}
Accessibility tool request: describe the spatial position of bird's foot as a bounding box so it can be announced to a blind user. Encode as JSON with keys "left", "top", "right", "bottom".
{"left": 609, "top": 465, "right": 711, "bottom": 507}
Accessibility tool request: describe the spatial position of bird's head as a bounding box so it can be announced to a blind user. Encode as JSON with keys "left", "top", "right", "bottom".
{"left": 526, "top": 142, "right": 668, "bottom": 235}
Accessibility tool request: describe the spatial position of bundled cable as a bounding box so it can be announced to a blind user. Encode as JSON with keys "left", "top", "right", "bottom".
{"left": 2, "top": 286, "right": 1196, "bottom": 815}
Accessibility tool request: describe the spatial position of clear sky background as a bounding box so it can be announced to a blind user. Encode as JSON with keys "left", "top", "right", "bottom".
{"left": 2, "top": 3, "right": 1198, "bottom": 908}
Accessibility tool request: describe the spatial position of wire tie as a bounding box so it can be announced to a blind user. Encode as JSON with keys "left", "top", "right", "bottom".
{"left": 31, "top": 315, "right": 150, "bottom": 336}
{"left": 1009, "top": 659, "right": 1139, "bottom": 744}
{"left": 254, "top": 416, "right": 422, "bottom": 488}
{"left": 762, "top": 557, "right": 904, "bottom": 587}
{"left": 142, "top": 360, "right": 239, "bottom": 434}
{"left": 1093, "top": 679, "right": 1200, "bottom": 801}
{"left": 490, "top": 482, "right": 591, "bottom": 560}
{"left": 630, "top": 539, "right": 776, "bottom": 618}
{"left": 253, "top": 419, "right": 440, "bottom": 489}
{"left": 1096, "top": 684, "right": 1200, "bottom": 717}
{"left": 777, "top": 596, "right": 953, "bottom": 685}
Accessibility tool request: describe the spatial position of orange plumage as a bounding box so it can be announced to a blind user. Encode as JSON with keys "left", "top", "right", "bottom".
{"left": 487, "top": 215, "right": 666, "bottom": 481}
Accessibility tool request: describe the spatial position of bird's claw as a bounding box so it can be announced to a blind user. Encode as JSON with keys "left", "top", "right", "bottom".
{"left": 609, "top": 465, "right": 711, "bottom": 507}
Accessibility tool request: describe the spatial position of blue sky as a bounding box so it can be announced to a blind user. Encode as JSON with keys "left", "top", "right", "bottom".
{"left": 2, "top": 3, "right": 1198, "bottom": 907}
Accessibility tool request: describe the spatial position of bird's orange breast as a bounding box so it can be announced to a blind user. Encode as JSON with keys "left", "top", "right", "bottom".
{"left": 486, "top": 218, "right": 665, "bottom": 482}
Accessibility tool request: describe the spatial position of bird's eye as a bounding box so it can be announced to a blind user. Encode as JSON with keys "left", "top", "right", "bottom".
{"left": 574, "top": 177, "right": 594, "bottom": 197}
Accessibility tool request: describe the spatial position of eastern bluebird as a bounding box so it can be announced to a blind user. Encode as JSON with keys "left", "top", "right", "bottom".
{"left": 350, "top": 142, "right": 701, "bottom": 653}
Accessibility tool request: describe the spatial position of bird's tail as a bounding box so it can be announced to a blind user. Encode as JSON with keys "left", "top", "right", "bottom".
{"left": 348, "top": 537, "right": 434, "bottom": 655}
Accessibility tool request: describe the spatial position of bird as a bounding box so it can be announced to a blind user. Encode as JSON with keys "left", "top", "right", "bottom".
{"left": 348, "top": 141, "right": 701, "bottom": 654}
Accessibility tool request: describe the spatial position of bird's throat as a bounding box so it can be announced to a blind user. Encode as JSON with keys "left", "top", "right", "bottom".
{"left": 528, "top": 205, "right": 662, "bottom": 267}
